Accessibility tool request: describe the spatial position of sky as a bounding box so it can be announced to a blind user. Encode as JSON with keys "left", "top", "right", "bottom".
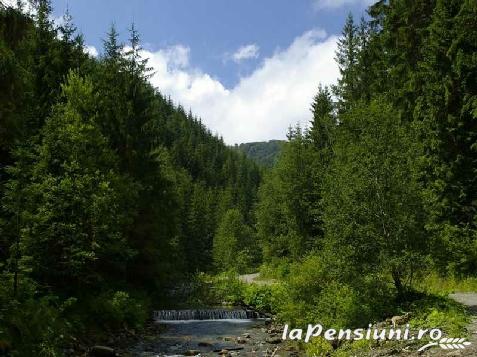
{"left": 5, "top": 0, "right": 375, "bottom": 144}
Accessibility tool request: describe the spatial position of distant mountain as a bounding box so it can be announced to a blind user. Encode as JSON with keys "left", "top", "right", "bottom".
{"left": 237, "top": 140, "right": 285, "bottom": 167}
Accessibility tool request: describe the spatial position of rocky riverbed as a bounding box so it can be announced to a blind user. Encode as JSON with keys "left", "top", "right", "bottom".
{"left": 124, "top": 319, "right": 297, "bottom": 357}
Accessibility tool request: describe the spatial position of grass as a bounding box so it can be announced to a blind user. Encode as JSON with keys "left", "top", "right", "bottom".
{"left": 405, "top": 293, "right": 470, "bottom": 336}
{"left": 415, "top": 273, "right": 477, "bottom": 294}
{"left": 203, "top": 269, "right": 474, "bottom": 356}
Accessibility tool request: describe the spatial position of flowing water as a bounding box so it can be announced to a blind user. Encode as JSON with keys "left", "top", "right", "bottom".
{"left": 129, "top": 309, "right": 273, "bottom": 356}
{"left": 153, "top": 308, "right": 259, "bottom": 321}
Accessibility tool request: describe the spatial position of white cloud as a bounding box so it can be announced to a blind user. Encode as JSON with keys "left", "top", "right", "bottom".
{"left": 1, "top": 0, "right": 17, "bottom": 7}
{"left": 313, "top": 0, "right": 375, "bottom": 10}
{"left": 84, "top": 45, "right": 98, "bottom": 58}
{"left": 1, "top": 0, "right": 35, "bottom": 14}
{"left": 232, "top": 44, "right": 260, "bottom": 63}
{"left": 141, "top": 28, "right": 339, "bottom": 144}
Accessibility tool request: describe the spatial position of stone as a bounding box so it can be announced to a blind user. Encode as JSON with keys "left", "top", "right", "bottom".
{"left": 446, "top": 351, "right": 462, "bottom": 356}
{"left": 236, "top": 337, "right": 247, "bottom": 344}
{"left": 266, "top": 337, "right": 282, "bottom": 344}
{"left": 183, "top": 350, "right": 201, "bottom": 356}
{"left": 198, "top": 341, "right": 212, "bottom": 347}
{"left": 89, "top": 346, "right": 116, "bottom": 356}
{"left": 242, "top": 333, "right": 251, "bottom": 339}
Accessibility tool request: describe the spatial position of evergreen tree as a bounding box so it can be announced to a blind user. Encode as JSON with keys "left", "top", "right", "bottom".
{"left": 309, "top": 85, "right": 334, "bottom": 151}
{"left": 5, "top": 72, "right": 137, "bottom": 291}
{"left": 415, "top": 0, "right": 477, "bottom": 275}
{"left": 334, "top": 13, "right": 359, "bottom": 112}
{"left": 256, "top": 126, "right": 318, "bottom": 261}
{"left": 213, "top": 208, "right": 255, "bottom": 272}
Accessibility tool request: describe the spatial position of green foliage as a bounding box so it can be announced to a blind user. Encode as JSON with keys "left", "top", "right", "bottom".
{"left": 237, "top": 140, "right": 284, "bottom": 167}
{"left": 1, "top": 0, "right": 477, "bottom": 354}
{"left": 0, "top": 275, "right": 71, "bottom": 356}
{"left": 194, "top": 272, "right": 285, "bottom": 315}
{"left": 407, "top": 295, "right": 469, "bottom": 336}
{"left": 416, "top": 273, "right": 477, "bottom": 294}
{"left": 334, "top": 13, "right": 360, "bottom": 112}
{"left": 256, "top": 126, "right": 321, "bottom": 261}
{"left": 258, "top": 258, "right": 291, "bottom": 279}
{"left": 334, "top": 339, "right": 374, "bottom": 357}
{"left": 213, "top": 209, "right": 257, "bottom": 273}
{"left": 303, "top": 337, "right": 333, "bottom": 357}
{"left": 272, "top": 254, "right": 392, "bottom": 328}
{"left": 322, "top": 100, "right": 428, "bottom": 294}
{"left": 254, "top": 0, "right": 477, "bottom": 336}
{"left": 0, "top": 3, "right": 262, "bottom": 353}
{"left": 89, "top": 290, "right": 148, "bottom": 330}
{"left": 242, "top": 283, "right": 285, "bottom": 314}
{"left": 210, "top": 272, "right": 246, "bottom": 305}
{"left": 4, "top": 72, "right": 137, "bottom": 291}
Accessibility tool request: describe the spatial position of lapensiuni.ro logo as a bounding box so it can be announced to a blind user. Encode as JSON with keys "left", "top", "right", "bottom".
{"left": 282, "top": 324, "right": 471, "bottom": 352}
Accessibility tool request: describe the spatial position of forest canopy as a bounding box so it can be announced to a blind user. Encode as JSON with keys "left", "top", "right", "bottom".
{"left": 0, "top": 0, "right": 476, "bottom": 355}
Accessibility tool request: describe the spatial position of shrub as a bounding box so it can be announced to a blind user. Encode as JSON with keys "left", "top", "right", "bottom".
{"left": 0, "top": 274, "right": 70, "bottom": 356}
{"left": 259, "top": 258, "right": 291, "bottom": 279}
{"left": 273, "top": 254, "right": 393, "bottom": 328}
{"left": 407, "top": 295, "right": 469, "bottom": 336}
{"left": 303, "top": 336, "right": 333, "bottom": 356}
{"left": 90, "top": 290, "right": 147, "bottom": 329}
{"left": 210, "top": 272, "right": 246, "bottom": 305}
{"left": 243, "top": 283, "right": 285, "bottom": 314}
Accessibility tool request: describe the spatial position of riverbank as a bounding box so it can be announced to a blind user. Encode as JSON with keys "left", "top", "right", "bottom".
{"left": 126, "top": 319, "right": 294, "bottom": 356}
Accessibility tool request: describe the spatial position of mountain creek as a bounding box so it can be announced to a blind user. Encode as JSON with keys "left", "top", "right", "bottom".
{"left": 76, "top": 272, "right": 477, "bottom": 357}
{"left": 120, "top": 293, "right": 477, "bottom": 357}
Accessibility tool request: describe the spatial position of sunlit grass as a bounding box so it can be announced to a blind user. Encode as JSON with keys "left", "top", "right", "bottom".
{"left": 415, "top": 273, "right": 477, "bottom": 294}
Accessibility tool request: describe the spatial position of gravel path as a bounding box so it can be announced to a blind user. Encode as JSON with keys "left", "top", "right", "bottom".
{"left": 445, "top": 293, "right": 477, "bottom": 356}
{"left": 238, "top": 273, "right": 275, "bottom": 285}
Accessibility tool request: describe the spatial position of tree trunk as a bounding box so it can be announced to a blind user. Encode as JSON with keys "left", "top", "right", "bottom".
{"left": 392, "top": 269, "right": 404, "bottom": 297}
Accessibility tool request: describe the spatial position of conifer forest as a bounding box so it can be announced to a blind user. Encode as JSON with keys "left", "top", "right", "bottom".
{"left": 0, "top": 0, "right": 476, "bottom": 356}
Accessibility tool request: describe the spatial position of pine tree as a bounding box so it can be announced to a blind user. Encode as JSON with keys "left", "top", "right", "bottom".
{"left": 57, "top": 7, "right": 88, "bottom": 74}
{"left": 6, "top": 72, "right": 137, "bottom": 291}
{"left": 256, "top": 126, "right": 318, "bottom": 261}
{"left": 334, "top": 13, "right": 359, "bottom": 112}
{"left": 309, "top": 85, "right": 334, "bottom": 151}
{"left": 213, "top": 208, "right": 254, "bottom": 272}
{"left": 416, "top": 0, "right": 477, "bottom": 275}
{"left": 102, "top": 24, "right": 122, "bottom": 62}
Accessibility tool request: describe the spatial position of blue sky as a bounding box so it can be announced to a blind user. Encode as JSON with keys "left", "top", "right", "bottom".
{"left": 50, "top": 0, "right": 371, "bottom": 89}
{"left": 7, "top": 0, "right": 375, "bottom": 143}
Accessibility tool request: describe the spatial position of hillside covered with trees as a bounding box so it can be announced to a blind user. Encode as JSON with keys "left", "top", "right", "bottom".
{"left": 0, "top": 1, "right": 261, "bottom": 354}
{"left": 251, "top": 0, "right": 477, "bottom": 354}
{"left": 236, "top": 140, "right": 284, "bottom": 167}
{"left": 0, "top": 0, "right": 476, "bottom": 355}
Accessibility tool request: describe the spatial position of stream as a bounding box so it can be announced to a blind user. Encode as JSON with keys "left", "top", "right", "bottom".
{"left": 126, "top": 308, "right": 290, "bottom": 356}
